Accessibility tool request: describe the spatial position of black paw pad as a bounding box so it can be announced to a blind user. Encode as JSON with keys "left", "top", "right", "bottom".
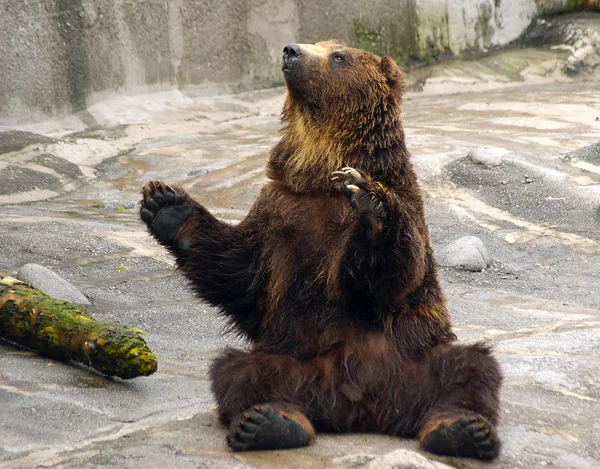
{"left": 140, "top": 180, "right": 193, "bottom": 245}
{"left": 227, "top": 405, "right": 311, "bottom": 451}
{"left": 424, "top": 414, "right": 499, "bottom": 460}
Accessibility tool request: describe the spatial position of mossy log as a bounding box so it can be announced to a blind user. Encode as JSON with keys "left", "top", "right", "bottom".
{"left": 0, "top": 277, "right": 157, "bottom": 379}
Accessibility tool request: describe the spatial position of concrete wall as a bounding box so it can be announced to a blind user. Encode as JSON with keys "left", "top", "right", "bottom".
{"left": 0, "top": 0, "right": 590, "bottom": 126}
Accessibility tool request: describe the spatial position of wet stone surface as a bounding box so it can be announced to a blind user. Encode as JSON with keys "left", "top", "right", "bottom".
{"left": 446, "top": 153, "right": 600, "bottom": 235}
{"left": 1, "top": 47, "right": 600, "bottom": 469}
{"left": 0, "top": 130, "right": 57, "bottom": 154}
{"left": 32, "top": 154, "right": 83, "bottom": 179}
{"left": 0, "top": 166, "right": 62, "bottom": 195}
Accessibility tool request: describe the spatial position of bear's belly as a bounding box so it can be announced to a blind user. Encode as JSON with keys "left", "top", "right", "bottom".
{"left": 256, "top": 188, "right": 371, "bottom": 356}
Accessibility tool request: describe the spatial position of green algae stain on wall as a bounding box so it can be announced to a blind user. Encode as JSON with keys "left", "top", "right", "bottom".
{"left": 352, "top": 22, "right": 413, "bottom": 65}
{"left": 353, "top": 22, "right": 386, "bottom": 55}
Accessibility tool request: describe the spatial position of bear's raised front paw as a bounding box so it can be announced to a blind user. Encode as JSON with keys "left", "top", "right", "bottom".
{"left": 423, "top": 414, "right": 499, "bottom": 460}
{"left": 140, "top": 180, "right": 193, "bottom": 247}
{"left": 227, "top": 405, "right": 312, "bottom": 451}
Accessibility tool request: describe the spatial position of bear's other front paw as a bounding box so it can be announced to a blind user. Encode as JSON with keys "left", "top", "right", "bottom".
{"left": 331, "top": 167, "right": 368, "bottom": 203}
{"left": 332, "top": 167, "right": 387, "bottom": 241}
{"left": 140, "top": 180, "right": 193, "bottom": 247}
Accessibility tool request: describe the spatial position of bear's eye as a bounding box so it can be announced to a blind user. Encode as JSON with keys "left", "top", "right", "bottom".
{"left": 330, "top": 53, "right": 347, "bottom": 70}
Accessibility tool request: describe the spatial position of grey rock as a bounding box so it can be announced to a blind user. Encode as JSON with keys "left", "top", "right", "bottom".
{"left": 17, "top": 263, "right": 91, "bottom": 306}
{"left": 330, "top": 449, "right": 453, "bottom": 469}
{"left": 438, "top": 236, "right": 491, "bottom": 272}
{"left": 468, "top": 148, "right": 503, "bottom": 167}
{"left": 187, "top": 168, "right": 211, "bottom": 177}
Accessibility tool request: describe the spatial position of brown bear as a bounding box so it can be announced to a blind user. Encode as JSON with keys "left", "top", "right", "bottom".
{"left": 140, "top": 41, "right": 502, "bottom": 460}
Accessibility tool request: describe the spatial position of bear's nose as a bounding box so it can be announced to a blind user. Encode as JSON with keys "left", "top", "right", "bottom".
{"left": 283, "top": 44, "right": 302, "bottom": 59}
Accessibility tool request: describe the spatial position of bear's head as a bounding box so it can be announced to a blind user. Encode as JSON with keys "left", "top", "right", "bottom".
{"left": 283, "top": 42, "right": 403, "bottom": 102}
{"left": 281, "top": 42, "right": 404, "bottom": 135}
{"left": 271, "top": 42, "right": 407, "bottom": 192}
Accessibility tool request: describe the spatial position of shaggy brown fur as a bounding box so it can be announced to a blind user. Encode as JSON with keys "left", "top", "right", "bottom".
{"left": 140, "top": 41, "right": 502, "bottom": 459}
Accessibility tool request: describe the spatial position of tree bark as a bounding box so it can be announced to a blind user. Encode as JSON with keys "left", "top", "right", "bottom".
{"left": 0, "top": 277, "right": 157, "bottom": 379}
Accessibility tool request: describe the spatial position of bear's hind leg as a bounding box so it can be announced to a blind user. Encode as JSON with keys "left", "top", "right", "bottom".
{"left": 227, "top": 403, "right": 315, "bottom": 451}
{"left": 418, "top": 343, "right": 502, "bottom": 460}
{"left": 210, "top": 349, "right": 317, "bottom": 451}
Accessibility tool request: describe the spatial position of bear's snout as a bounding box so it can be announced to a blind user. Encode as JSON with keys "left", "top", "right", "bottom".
{"left": 283, "top": 44, "right": 302, "bottom": 72}
{"left": 283, "top": 44, "right": 302, "bottom": 59}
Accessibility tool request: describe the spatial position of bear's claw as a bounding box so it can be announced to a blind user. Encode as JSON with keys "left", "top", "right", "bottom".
{"left": 331, "top": 166, "right": 371, "bottom": 203}
{"left": 227, "top": 405, "right": 311, "bottom": 451}
{"left": 332, "top": 167, "right": 387, "bottom": 240}
{"left": 331, "top": 167, "right": 367, "bottom": 189}
{"left": 140, "top": 180, "right": 193, "bottom": 247}
{"left": 423, "top": 414, "right": 499, "bottom": 460}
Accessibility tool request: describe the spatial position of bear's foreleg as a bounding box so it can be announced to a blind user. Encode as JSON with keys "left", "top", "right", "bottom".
{"left": 210, "top": 349, "right": 316, "bottom": 451}
{"left": 418, "top": 343, "right": 502, "bottom": 460}
{"left": 331, "top": 167, "right": 387, "bottom": 243}
{"left": 140, "top": 181, "right": 263, "bottom": 337}
{"left": 332, "top": 167, "right": 430, "bottom": 299}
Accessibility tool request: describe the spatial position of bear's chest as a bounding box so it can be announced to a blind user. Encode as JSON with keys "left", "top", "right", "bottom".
{"left": 266, "top": 190, "right": 353, "bottom": 261}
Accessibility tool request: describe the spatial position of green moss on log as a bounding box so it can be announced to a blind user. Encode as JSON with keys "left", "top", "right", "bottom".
{"left": 0, "top": 277, "right": 157, "bottom": 379}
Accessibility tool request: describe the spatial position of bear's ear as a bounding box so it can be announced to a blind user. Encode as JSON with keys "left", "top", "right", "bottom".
{"left": 380, "top": 56, "right": 399, "bottom": 84}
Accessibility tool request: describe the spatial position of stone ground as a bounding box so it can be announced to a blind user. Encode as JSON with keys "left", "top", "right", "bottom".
{"left": 1, "top": 28, "right": 600, "bottom": 469}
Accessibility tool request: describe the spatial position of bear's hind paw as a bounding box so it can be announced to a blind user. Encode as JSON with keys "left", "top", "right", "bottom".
{"left": 227, "top": 404, "right": 313, "bottom": 451}
{"left": 422, "top": 414, "right": 499, "bottom": 460}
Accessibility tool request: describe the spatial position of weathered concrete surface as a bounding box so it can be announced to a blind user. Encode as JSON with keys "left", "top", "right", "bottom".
{"left": 1, "top": 1, "right": 598, "bottom": 126}
{"left": 1, "top": 43, "right": 600, "bottom": 468}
